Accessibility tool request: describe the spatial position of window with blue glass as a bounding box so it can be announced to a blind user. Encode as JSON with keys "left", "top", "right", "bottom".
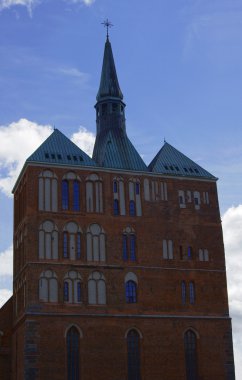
{"left": 130, "top": 235, "right": 136, "bottom": 261}
{"left": 114, "top": 199, "right": 119, "bottom": 215}
{"left": 189, "top": 282, "right": 195, "bottom": 304}
{"left": 63, "top": 232, "right": 68, "bottom": 258}
{"left": 126, "top": 280, "right": 137, "bottom": 303}
{"left": 62, "top": 180, "right": 69, "bottom": 210}
{"left": 135, "top": 183, "right": 140, "bottom": 195}
{"left": 64, "top": 281, "right": 69, "bottom": 302}
{"left": 77, "top": 282, "right": 81, "bottom": 303}
{"left": 184, "top": 330, "right": 198, "bottom": 380}
{"left": 188, "top": 246, "right": 193, "bottom": 260}
{"left": 73, "top": 180, "right": 80, "bottom": 211}
{"left": 113, "top": 181, "right": 118, "bottom": 193}
{"left": 122, "top": 235, "right": 128, "bottom": 261}
{"left": 129, "top": 200, "right": 136, "bottom": 216}
{"left": 127, "top": 329, "right": 141, "bottom": 380}
{"left": 67, "top": 326, "right": 80, "bottom": 380}
{"left": 77, "top": 233, "right": 81, "bottom": 259}
{"left": 182, "top": 281, "right": 186, "bottom": 305}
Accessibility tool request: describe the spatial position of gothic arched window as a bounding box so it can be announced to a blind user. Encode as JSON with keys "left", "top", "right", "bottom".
{"left": 127, "top": 329, "right": 141, "bottom": 380}
{"left": 86, "top": 174, "right": 103, "bottom": 213}
{"left": 67, "top": 326, "right": 80, "bottom": 380}
{"left": 184, "top": 330, "right": 198, "bottom": 380}
{"left": 63, "top": 271, "right": 82, "bottom": 304}
{"left": 88, "top": 271, "right": 106, "bottom": 305}
{"left": 63, "top": 222, "right": 82, "bottom": 260}
{"left": 122, "top": 227, "right": 136, "bottom": 261}
{"left": 113, "top": 177, "right": 125, "bottom": 215}
{"left": 125, "top": 273, "right": 138, "bottom": 303}
{"left": 128, "top": 178, "right": 142, "bottom": 216}
{"left": 38, "top": 170, "right": 58, "bottom": 212}
{"left": 39, "top": 221, "right": 58, "bottom": 260}
{"left": 62, "top": 172, "right": 81, "bottom": 212}
{"left": 189, "top": 282, "right": 195, "bottom": 304}
{"left": 39, "top": 270, "right": 58, "bottom": 302}
{"left": 86, "top": 224, "right": 106, "bottom": 262}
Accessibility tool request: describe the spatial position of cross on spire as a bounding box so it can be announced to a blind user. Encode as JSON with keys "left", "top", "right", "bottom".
{"left": 101, "top": 18, "right": 113, "bottom": 39}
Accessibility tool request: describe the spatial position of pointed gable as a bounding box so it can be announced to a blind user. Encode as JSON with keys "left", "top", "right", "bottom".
{"left": 27, "top": 129, "right": 96, "bottom": 167}
{"left": 149, "top": 142, "right": 216, "bottom": 179}
{"left": 93, "top": 128, "right": 148, "bottom": 171}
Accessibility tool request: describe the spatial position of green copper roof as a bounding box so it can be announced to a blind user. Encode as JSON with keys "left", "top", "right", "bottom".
{"left": 149, "top": 142, "right": 216, "bottom": 179}
{"left": 27, "top": 129, "right": 96, "bottom": 167}
{"left": 93, "top": 128, "right": 148, "bottom": 171}
{"left": 96, "top": 38, "right": 123, "bottom": 101}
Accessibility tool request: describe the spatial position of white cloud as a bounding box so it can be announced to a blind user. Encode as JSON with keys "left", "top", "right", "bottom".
{"left": 58, "top": 68, "right": 90, "bottom": 84}
{"left": 0, "top": 118, "right": 52, "bottom": 196}
{"left": 0, "top": 0, "right": 95, "bottom": 13}
{"left": 223, "top": 205, "right": 242, "bottom": 379}
{"left": 0, "top": 245, "right": 13, "bottom": 276}
{"left": 71, "top": 126, "right": 95, "bottom": 157}
{"left": 0, "top": 289, "right": 12, "bottom": 308}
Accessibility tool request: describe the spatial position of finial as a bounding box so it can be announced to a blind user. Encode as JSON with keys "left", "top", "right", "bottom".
{"left": 164, "top": 137, "right": 166, "bottom": 143}
{"left": 101, "top": 18, "right": 113, "bottom": 39}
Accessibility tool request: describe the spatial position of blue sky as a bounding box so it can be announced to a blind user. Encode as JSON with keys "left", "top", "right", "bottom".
{"left": 0, "top": 0, "right": 242, "bottom": 377}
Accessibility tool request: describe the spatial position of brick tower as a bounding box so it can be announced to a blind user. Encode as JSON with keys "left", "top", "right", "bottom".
{"left": 0, "top": 32, "right": 235, "bottom": 380}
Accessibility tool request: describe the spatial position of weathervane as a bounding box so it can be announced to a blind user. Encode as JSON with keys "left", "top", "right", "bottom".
{"left": 101, "top": 18, "right": 113, "bottom": 39}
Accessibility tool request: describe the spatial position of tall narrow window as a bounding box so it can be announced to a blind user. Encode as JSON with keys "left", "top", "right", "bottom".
{"left": 67, "top": 327, "right": 80, "bottom": 380}
{"left": 63, "top": 271, "right": 82, "bottom": 304}
{"left": 39, "top": 270, "right": 58, "bottom": 303}
{"left": 63, "top": 222, "right": 82, "bottom": 260}
{"left": 188, "top": 246, "right": 193, "bottom": 260}
{"left": 88, "top": 271, "right": 106, "bottom": 305}
{"left": 162, "top": 239, "right": 173, "bottom": 260}
{"left": 184, "top": 330, "right": 198, "bottom": 380}
{"left": 39, "top": 221, "right": 58, "bottom": 260}
{"left": 86, "top": 174, "right": 103, "bottom": 213}
{"left": 123, "top": 235, "right": 128, "bottom": 261}
{"left": 129, "top": 200, "right": 136, "bottom": 216}
{"left": 114, "top": 199, "right": 119, "bottom": 216}
{"left": 129, "top": 178, "right": 142, "bottom": 216}
{"left": 126, "top": 281, "right": 137, "bottom": 303}
{"left": 86, "top": 224, "right": 106, "bottom": 262}
{"left": 73, "top": 180, "right": 80, "bottom": 211}
{"left": 189, "top": 282, "right": 195, "bottom": 304}
{"left": 182, "top": 281, "right": 186, "bottom": 305}
{"left": 127, "top": 330, "right": 141, "bottom": 380}
{"left": 38, "top": 170, "right": 58, "bottom": 212}
{"left": 112, "top": 177, "right": 126, "bottom": 215}
{"left": 122, "top": 227, "right": 136, "bottom": 262}
{"left": 62, "top": 180, "right": 69, "bottom": 210}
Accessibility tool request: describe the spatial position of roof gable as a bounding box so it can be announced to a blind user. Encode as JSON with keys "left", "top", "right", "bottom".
{"left": 27, "top": 129, "right": 96, "bottom": 167}
{"left": 149, "top": 142, "right": 216, "bottom": 179}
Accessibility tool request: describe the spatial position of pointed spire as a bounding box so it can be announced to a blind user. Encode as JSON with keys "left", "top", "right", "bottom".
{"left": 96, "top": 37, "right": 123, "bottom": 101}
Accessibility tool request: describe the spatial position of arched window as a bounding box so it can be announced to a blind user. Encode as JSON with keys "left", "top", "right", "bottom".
{"left": 189, "top": 282, "right": 195, "bottom": 304}
{"left": 39, "top": 270, "right": 58, "bottom": 302}
{"left": 162, "top": 239, "right": 173, "bottom": 260}
{"left": 86, "top": 174, "right": 103, "bottom": 213}
{"left": 128, "top": 178, "right": 142, "bottom": 216}
{"left": 63, "top": 222, "right": 82, "bottom": 260}
{"left": 63, "top": 271, "right": 82, "bottom": 304}
{"left": 182, "top": 281, "right": 186, "bottom": 305}
{"left": 38, "top": 170, "right": 58, "bottom": 212}
{"left": 184, "top": 330, "right": 198, "bottom": 380}
{"left": 67, "top": 326, "right": 80, "bottom": 380}
{"left": 39, "top": 221, "right": 58, "bottom": 259}
{"left": 88, "top": 271, "right": 106, "bottom": 305}
{"left": 125, "top": 273, "right": 138, "bottom": 303}
{"left": 127, "top": 329, "right": 141, "bottom": 380}
{"left": 188, "top": 246, "right": 193, "bottom": 260}
{"left": 86, "top": 224, "right": 106, "bottom": 262}
{"left": 62, "top": 172, "right": 81, "bottom": 211}
{"left": 122, "top": 227, "right": 136, "bottom": 261}
{"left": 193, "top": 191, "right": 201, "bottom": 210}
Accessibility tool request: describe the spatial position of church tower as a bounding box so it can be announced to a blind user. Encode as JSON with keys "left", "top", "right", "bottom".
{"left": 0, "top": 25, "right": 235, "bottom": 380}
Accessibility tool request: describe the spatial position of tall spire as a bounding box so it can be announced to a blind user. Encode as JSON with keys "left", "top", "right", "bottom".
{"left": 96, "top": 34, "right": 123, "bottom": 102}
{"left": 92, "top": 26, "right": 148, "bottom": 172}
